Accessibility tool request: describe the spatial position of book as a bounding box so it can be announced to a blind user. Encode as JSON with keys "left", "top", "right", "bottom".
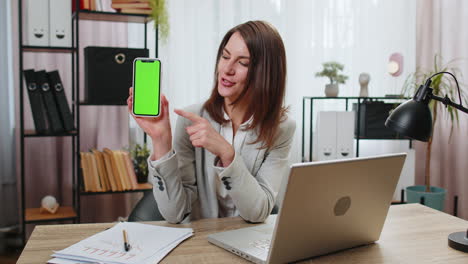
{"left": 88, "top": 152, "right": 103, "bottom": 192}
{"left": 92, "top": 149, "right": 111, "bottom": 191}
{"left": 119, "top": 8, "right": 152, "bottom": 14}
{"left": 122, "top": 151, "right": 139, "bottom": 189}
{"left": 111, "top": 2, "right": 150, "bottom": 9}
{"left": 80, "top": 152, "right": 92, "bottom": 192}
{"left": 104, "top": 148, "right": 123, "bottom": 191}
{"left": 112, "top": 0, "right": 150, "bottom": 3}
{"left": 102, "top": 149, "right": 119, "bottom": 191}
{"left": 114, "top": 151, "right": 131, "bottom": 190}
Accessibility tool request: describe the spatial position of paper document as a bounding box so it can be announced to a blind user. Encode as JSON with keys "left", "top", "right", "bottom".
{"left": 50, "top": 222, "right": 193, "bottom": 264}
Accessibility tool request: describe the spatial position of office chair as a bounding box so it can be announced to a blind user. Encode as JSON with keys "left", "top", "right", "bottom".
{"left": 128, "top": 191, "right": 164, "bottom": 222}
{"left": 128, "top": 190, "right": 279, "bottom": 222}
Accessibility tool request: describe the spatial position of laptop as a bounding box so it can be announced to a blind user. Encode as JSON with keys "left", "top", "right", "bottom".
{"left": 207, "top": 153, "right": 407, "bottom": 264}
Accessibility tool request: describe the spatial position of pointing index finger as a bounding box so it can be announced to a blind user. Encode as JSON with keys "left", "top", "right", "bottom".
{"left": 174, "top": 109, "right": 204, "bottom": 123}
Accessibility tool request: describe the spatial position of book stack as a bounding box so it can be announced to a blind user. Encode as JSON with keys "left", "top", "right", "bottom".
{"left": 111, "top": 0, "right": 152, "bottom": 15}
{"left": 73, "top": 0, "right": 106, "bottom": 12}
{"left": 80, "top": 148, "right": 142, "bottom": 192}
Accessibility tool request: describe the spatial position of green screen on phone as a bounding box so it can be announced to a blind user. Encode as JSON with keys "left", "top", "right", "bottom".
{"left": 133, "top": 59, "right": 161, "bottom": 116}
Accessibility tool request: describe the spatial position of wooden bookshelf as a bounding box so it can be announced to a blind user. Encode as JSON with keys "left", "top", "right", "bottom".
{"left": 22, "top": 46, "right": 75, "bottom": 53}
{"left": 25, "top": 206, "right": 77, "bottom": 223}
{"left": 75, "top": 10, "right": 151, "bottom": 23}
{"left": 24, "top": 130, "right": 77, "bottom": 137}
{"left": 80, "top": 183, "right": 152, "bottom": 195}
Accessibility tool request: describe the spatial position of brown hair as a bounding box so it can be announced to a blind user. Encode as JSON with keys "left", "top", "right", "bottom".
{"left": 203, "top": 20, "right": 288, "bottom": 149}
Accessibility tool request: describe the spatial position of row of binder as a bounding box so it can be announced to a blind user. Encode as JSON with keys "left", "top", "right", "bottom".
{"left": 23, "top": 69, "right": 75, "bottom": 135}
{"left": 80, "top": 148, "right": 142, "bottom": 192}
{"left": 25, "top": 0, "right": 71, "bottom": 47}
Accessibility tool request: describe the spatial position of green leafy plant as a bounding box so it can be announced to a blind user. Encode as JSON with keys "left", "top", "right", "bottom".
{"left": 129, "top": 144, "right": 151, "bottom": 183}
{"left": 315, "top": 61, "right": 349, "bottom": 85}
{"left": 402, "top": 55, "right": 467, "bottom": 192}
{"left": 149, "top": 0, "right": 169, "bottom": 42}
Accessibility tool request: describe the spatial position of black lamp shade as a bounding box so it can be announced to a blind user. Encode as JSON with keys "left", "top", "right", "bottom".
{"left": 385, "top": 100, "right": 433, "bottom": 141}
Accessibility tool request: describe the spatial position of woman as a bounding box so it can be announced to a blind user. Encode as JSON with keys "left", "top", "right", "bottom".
{"left": 127, "top": 20, "right": 295, "bottom": 224}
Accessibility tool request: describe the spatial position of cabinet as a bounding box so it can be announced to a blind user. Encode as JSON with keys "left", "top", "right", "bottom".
{"left": 18, "top": 0, "right": 78, "bottom": 244}
{"left": 73, "top": 10, "right": 155, "bottom": 221}
{"left": 301, "top": 96, "right": 412, "bottom": 162}
{"left": 18, "top": 1, "right": 156, "bottom": 243}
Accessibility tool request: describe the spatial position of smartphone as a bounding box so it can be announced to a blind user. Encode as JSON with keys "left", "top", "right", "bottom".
{"left": 132, "top": 58, "right": 161, "bottom": 116}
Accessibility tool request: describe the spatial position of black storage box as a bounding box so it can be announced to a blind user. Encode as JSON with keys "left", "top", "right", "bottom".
{"left": 84, "top": 46, "right": 149, "bottom": 105}
{"left": 353, "top": 100, "right": 401, "bottom": 138}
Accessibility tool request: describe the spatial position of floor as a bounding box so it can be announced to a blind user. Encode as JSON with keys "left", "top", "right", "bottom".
{"left": 0, "top": 247, "right": 21, "bottom": 264}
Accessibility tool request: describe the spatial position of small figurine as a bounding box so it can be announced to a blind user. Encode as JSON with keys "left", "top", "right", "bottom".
{"left": 40, "top": 195, "right": 59, "bottom": 214}
{"left": 359, "top": 73, "right": 370, "bottom": 97}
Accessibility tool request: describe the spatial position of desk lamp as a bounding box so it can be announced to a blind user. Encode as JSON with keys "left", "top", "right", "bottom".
{"left": 385, "top": 71, "right": 468, "bottom": 253}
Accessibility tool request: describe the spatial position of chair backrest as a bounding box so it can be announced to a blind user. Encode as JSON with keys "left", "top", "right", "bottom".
{"left": 128, "top": 191, "right": 164, "bottom": 222}
{"left": 128, "top": 191, "right": 279, "bottom": 222}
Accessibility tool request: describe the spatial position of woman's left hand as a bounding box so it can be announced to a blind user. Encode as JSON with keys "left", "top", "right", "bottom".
{"left": 175, "top": 109, "right": 235, "bottom": 167}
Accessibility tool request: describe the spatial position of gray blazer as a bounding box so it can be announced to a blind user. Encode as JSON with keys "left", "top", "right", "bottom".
{"left": 148, "top": 103, "right": 296, "bottom": 224}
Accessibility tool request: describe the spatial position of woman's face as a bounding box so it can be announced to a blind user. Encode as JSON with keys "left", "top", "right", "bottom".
{"left": 217, "top": 32, "right": 250, "bottom": 104}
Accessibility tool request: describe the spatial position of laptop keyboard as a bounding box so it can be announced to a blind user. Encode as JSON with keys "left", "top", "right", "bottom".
{"left": 250, "top": 239, "right": 271, "bottom": 252}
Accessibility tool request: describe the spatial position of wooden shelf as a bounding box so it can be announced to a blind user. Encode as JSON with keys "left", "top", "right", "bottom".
{"left": 21, "top": 45, "right": 75, "bottom": 53}
{"left": 24, "top": 130, "right": 77, "bottom": 137}
{"left": 79, "top": 102, "right": 126, "bottom": 106}
{"left": 25, "top": 206, "right": 77, "bottom": 223}
{"left": 75, "top": 10, "right": 151, "bottom": 23}
{"left": 80, "top": 183, "right": 152, "bottom": 195}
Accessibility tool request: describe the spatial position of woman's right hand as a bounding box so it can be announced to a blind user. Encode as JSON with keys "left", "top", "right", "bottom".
{"left": 127, "top": 87, "right": 172, "bottom": 160}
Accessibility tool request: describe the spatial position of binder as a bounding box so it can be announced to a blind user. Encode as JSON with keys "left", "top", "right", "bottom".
{"left": 316, "top": 111, "right": 337, "bottom": 160}
{"left": 36, "top": 70, "right": 64, "bottom": 133}
{"left": 25, "top": 0, "right": 49, "bottom": 46}
{"left": 23, "top": 69, "right": 48, "bottom": 134}
{"left": 47, "top": 70, "right": 75, "bottom": 131}
{"left": 336, "top": 112, "right": 355, "bottom": 159}
{"left": 49, "top": 0, "right": 72, "bottom": 47}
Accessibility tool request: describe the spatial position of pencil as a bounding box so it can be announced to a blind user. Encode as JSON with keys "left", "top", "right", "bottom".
{"left": 123, "top": 229, "right": 131, "bottom": 251}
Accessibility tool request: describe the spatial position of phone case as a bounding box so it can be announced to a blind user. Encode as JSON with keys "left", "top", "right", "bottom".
{"left": 132, "top": 58, "right": 162, "bottom": 117}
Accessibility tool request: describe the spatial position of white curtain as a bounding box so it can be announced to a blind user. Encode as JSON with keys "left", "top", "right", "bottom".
{"left": 0, "top": 0, "right": 18, "bottom": 229}
{"left": 415, "top": 0, "right": 468, "bottom": 219}
{"left": 130, "top": 0, "right": 416, "bottom": 166}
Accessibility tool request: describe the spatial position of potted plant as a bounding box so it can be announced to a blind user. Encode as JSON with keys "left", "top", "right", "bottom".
{"left": 315, "top": 61, "right": 348, "bottom": 97}
{"left": 149, "top": 0, "right": 169, "bottom": 42}
{"left": 401, "top": 55, "right": 467, "bottom": 211}
{"left": 129, "top": 143, "right": 151, "bottom": 183}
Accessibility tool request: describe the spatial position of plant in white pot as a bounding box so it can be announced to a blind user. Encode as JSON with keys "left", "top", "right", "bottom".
{"left": 315, "top": 61, "right": 348, "bottom": 97}
{"left": 401, "top": 55, "right": 467, "bottom": 211}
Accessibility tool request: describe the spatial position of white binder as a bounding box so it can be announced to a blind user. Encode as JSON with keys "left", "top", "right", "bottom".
{"left": 316, "top": 111, "right": 337, "bottom": 160}
{"left": 316, "top": 111, "right": 355, "bottom": 161}
{"left": 336, "top": 111, "right": 355, "bottom": 159}
{"left": 49, "top": 0, "right": 71, "bottom": 47}
{"left": 24, "top": 0, "right": 49, "bottom": 46}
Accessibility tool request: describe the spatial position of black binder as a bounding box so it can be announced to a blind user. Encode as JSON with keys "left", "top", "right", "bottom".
{"left": 47, "top": 70, "right": 75, "bottom": 131}
{"left": 36, "top": 70, "right": 64, "bottom": 133}
{"left": 23, "top": 69, "right": 48, "bottom": 134}
{"left": 84, "top": 46, "right": 149, "bottom": 105}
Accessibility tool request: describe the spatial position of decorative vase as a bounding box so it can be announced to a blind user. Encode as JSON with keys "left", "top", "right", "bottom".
{"left": 405, "top": 185, "right": 446, "bottom": 211}
{"left": 325, "top": 84, "right": 339, "bottom": 97}
{"left": 359, "top": 73, "right": 370, "bottom": 97}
